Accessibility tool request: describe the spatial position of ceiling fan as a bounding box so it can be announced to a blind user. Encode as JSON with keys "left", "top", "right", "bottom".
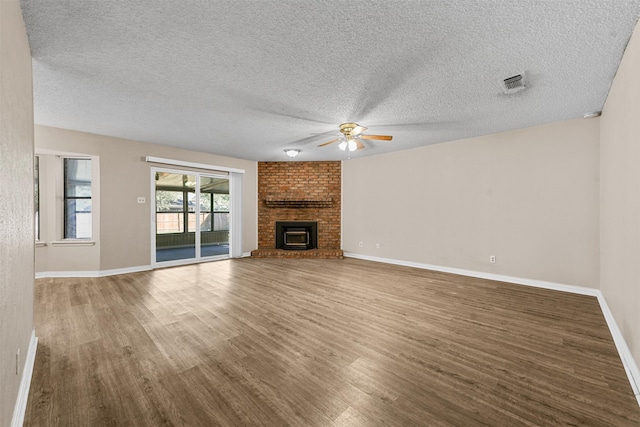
{"left": 318, "top": 122, "right": 393, "bottom": 152}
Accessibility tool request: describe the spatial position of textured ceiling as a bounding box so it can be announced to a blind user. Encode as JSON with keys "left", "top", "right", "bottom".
{"left": 20, "top": 1, "right": 640, "bottom": 161}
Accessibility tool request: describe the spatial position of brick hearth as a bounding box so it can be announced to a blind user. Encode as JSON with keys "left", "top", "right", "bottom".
{"left": 251, "top": 161, "right": 343, "bottom": 259}
{"left": 250, "top": 248, "right": 344, "bottom": 259}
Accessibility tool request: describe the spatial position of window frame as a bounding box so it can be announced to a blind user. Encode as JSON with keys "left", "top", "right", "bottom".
{"left": 191, "top": 191, "right": 213, "bottom": 233}
{"left": 155, "top": 187, "right": 229, "bottom": 235}
{"left": 34, "top": 155, "right": 40, "bottom": 241}
{"left": 155, "top": 188, "right": 187, "bottom": 235}
{"left": 212, "top": 193, "right": 230, "bottom": 232}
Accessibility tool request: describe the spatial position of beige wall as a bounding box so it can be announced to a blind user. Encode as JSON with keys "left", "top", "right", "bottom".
{"left": 343, "top": 118, "right": 600, "bottom": 288}
{"left": 600, "top": 19, "right": 640, "bottom": 374}
{"left": 35, "top": 125, "right": 258, "bottom": 273}
{"left": 0, "top": 0, "right": 35, "bottom": 424}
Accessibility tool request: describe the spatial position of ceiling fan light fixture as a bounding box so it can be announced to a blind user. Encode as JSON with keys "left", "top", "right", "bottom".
{"left": 284, "top": 149, "right": 300, "bottom": 158}
{"left": 338, "top": 139, "right": 357, "bottom": 152}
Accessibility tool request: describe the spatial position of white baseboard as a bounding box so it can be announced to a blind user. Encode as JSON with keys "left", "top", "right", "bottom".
{"left": 35, "top": 265, "right": 152, "bottom": 279}
{"left": 11, "top": 330, "right": 38, "bottom": 427}
{"left": 344, "top": 252, "right": 640, "bottom": 405}
{"left": 97, "top": 265, "right": 153, "bottom": 277}
{"left": 35, "top": 254, "right": 253, "bottom": 279}
{"left": 597, "top": 293, "right": 640, "bottom": 399}
{"left": 344, "top": 252, "right": 599, "bottom": 296}
{"left": 33, "top": 254, "right": 252, "bottom": 279}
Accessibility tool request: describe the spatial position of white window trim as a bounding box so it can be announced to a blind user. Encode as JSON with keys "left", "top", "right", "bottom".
{"left": 34, "top": 151, "right": 100, "bottom": 247}
{"left": 51, "top": 240, "right": 96, "bottom": 247}
{"left": 61, "top": 156, "right": 95, "bottom": 241}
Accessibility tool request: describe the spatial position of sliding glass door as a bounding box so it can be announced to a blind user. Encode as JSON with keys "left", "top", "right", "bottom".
{"left": 199, "top": 175, "right": 230, "bottom": 259}
{"left": 153, "top": 169, "right": 229, "bottom": 266}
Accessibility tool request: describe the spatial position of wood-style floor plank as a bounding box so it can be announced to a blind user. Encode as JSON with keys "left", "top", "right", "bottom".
{"left": 25, "top": 258, "right": 640, "bottom": 426}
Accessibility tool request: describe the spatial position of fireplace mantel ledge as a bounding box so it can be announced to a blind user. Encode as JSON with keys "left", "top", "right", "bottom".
{"left": 264, "top": 197, "right": 333, "bottom": 208}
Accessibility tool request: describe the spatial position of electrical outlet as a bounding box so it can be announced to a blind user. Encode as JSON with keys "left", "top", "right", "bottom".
{"left": 137, "top": 196, "right": 146, "bottom": 204}
{"left": 16, "top": 349, "right": 20, "bottom": 375}
{"left": 490, "top": 255, "right": 496, "bottom": 263}
{"left": 375, "top": 243, "right": 381, "bottom": 249}
{"left": 358, "top": 241, "right": 363, "bottom": 248}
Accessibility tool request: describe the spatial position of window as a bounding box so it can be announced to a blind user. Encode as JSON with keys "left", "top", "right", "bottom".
{"left": 156, "top": 189, "right": 229, "bottom": 233}
{"left": 213, "top": 193, "right": 230, "bottom": 231}
{"left": 154, "top": 172, "right": 229, "bottom": 236}
{"left": 35, "top": 156, "right": 40, "bottom": 241}
{"left": 156, "top": 190, "right": 185, "bottom": 234}
{"left": 63, "top": 158, "right": 92, "bottom": 239}
{"left": 191, "top": 192, "right": 212, "bottom": 232}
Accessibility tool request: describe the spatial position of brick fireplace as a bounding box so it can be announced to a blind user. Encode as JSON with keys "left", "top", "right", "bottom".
{"left": 251, "top": 161, "right": 343, "bottom": 259}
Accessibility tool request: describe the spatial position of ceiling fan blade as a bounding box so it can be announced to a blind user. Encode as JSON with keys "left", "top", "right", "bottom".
{"left": 356, "top": 140, "right": 365, "bottom": 150}
{"left": 359, "top": 134, "right": 393, "bottom": 141}
{"left": 318, "top": 138, "right": 341, "bottom": 147}
{"left": 351, "top": 125, "right": 368, "bottom": 136}
{"left": 287, "top": 131, "right": 335, "bottom": 146}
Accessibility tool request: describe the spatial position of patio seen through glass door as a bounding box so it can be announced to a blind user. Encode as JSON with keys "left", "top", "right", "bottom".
{"left": 154, "top": 170, "right": 230, "bottom": 264}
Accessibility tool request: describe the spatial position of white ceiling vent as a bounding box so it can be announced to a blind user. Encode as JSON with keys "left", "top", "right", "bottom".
{"left": 503, "top": 74, "right": 526, "bottom": 94}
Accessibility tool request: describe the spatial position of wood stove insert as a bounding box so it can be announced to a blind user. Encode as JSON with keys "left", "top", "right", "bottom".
{"left": 276, "top": 221, "right": 318, "bottom": 250}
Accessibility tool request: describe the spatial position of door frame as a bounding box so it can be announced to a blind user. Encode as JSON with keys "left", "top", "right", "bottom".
{"left": 150, "top": 166, "right": 233, "bottom": 268}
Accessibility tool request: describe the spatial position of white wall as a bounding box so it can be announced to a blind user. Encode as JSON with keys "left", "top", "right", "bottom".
{"left": 600, "top": 18, "right": 640, "bottom": 378}
{"left": 343, "top": 118, "right": 600, "bottom": 288}
{"left": 0, "top": 0, "right": 35, "bottom": 424}
{"left": 35, "top": 125, "right": 258, "bottom": 274}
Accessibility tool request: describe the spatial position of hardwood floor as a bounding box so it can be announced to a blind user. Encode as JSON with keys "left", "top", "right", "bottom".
{"left": 25, "top": 258, "right": 640, "bottom": 426}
